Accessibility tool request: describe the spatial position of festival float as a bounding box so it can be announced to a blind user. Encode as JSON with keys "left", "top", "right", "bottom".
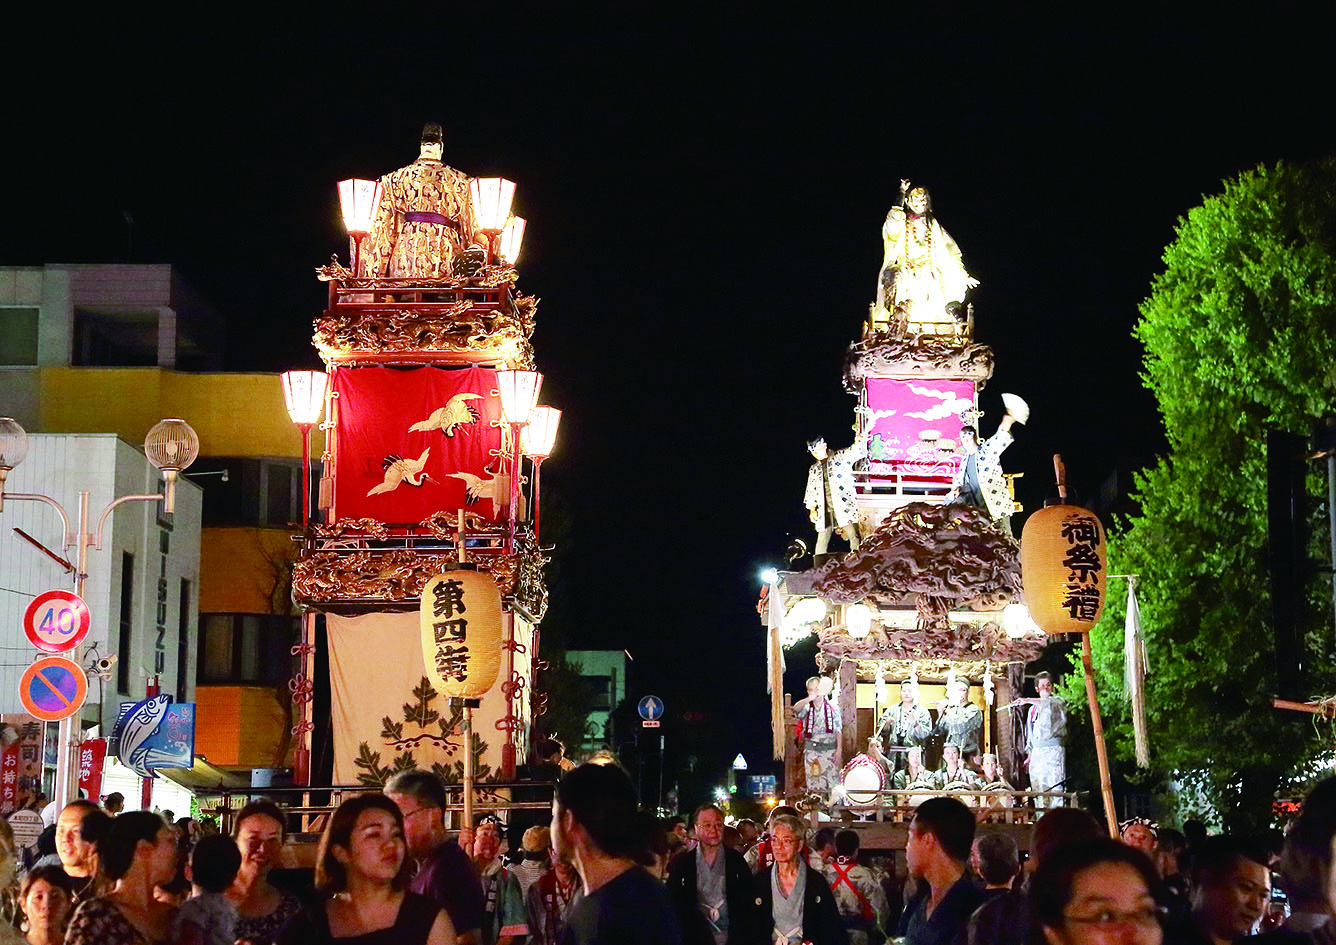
{"left": 288, "top": 124, "right": 557, "bottom": 806}
{"left": 764, "top": 180, "right": 1108, "bottom": 839}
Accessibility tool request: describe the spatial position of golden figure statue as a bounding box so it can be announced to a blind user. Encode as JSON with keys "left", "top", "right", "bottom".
{"left": 874, "top": 180, "right": 977, "bottom": 334}
{"left": 360, "top": 123, "right": 478, "bottom": 279}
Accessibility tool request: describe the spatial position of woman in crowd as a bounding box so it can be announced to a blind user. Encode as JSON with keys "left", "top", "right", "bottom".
{"left": 64, "top": 810, "right": 179, "bottom": 945}
{"left": 277, "top": 793, "right": 455, "bottom": 944}
{"left": 1030, "top": 837, "right": 1168, "bottom": 945}
{"left": 753, "top": 814, "right": 846, "bottom": 945}
{"left": 228, "top": 800, "right": 304, "bottom": 945}
{"left": 18, "top": 865, "right": 73, "bottom": 945}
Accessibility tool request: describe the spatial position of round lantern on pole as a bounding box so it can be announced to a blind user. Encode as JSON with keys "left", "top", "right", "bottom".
{"left": 1020, "top": 454, "right": 1117, "bottom": 837}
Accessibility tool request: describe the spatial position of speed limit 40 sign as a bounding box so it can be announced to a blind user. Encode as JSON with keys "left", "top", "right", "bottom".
{"left": 23, "top": 590, "right": 91, "bottom": 653}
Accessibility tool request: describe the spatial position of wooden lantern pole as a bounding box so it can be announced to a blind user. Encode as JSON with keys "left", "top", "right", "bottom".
{"left": 1053, "top": 454, "right": 1118, "bottom": 836}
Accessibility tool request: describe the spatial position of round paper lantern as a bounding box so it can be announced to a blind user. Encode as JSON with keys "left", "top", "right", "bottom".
{"left": 420, "top": 570, "right": 504, "bottom": 698}
{"left": 1020, "top": 501, "right": 1106, "bottom": 634}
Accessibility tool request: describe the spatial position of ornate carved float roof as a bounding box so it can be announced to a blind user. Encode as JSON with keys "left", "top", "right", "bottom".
{"left": 313, "top": 260, "right": 537, "bottom": 368}
{"left": 815, "top": 621, "right": 1045, "bottom": 670}
{"left": 843, "top": 331, "right": 994, "bottom": 390}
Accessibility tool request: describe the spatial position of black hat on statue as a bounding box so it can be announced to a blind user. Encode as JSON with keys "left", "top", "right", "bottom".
{"left": 421, "top": 122, "right": 443, "bottom": 145}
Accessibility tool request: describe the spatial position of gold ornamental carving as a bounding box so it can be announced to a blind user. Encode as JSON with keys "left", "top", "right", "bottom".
{"left": 843, "top": 332, "right": 995, "bottom": 389}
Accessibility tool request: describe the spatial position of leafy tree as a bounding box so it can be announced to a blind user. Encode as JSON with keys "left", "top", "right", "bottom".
{"left": 1058, "top": 159, "right": 1336, "bottom": 831}
{"left": 534, "top": 650, "right": 598, "bottom": 756}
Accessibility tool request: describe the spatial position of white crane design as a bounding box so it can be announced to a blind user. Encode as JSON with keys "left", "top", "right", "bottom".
{"left": 447, "top": 470, "right": 515, "bottom": 516}
{"left": 408, "top": 393, "right": 483, "bottom": 436}
{"left": 366, "top": 448, "right": 434, "bottom": 496}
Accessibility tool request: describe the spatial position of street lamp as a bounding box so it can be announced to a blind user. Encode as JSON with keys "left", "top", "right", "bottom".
{"left": 0, "top": 416, "right": 198, "bottom": 805}
{"left": 520, "top": 405, "right": 560, "bottom": 543}
{"left": 279, "top": 371, "right": 328, "bottom": 527}
{"left": 497, "top": 370, "right": 542, "bottom": 553}
{"left": 499, "top": 216, "right": 527, "bottom": 267}
{"left": 470, "top": 178, "right": 516, "bottom": 264}
{"left": 337, "top": 178, "right": 382, "bottom": 274}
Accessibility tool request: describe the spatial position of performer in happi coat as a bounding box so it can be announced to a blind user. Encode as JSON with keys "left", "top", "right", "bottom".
{"left": 793, "top": 676, "right": 842, "bottom": 799}
{"left": 891, "top": 747, "right": 940, "bottom": 802}
{"left": 933, "top": 679, "right": 984, "bottom": 764}
{"left": 976, "top": 753, "right": 1015, "bottom": 812}
{"left": 1025, "top": 672, "right": 1067, "bottom": 808}
{"left": 937, "top": 745, "right": 982, "bottom": 803}
{"left": 945, "top": 395, "right": 1029, "bottom": 534}
{"left": 875, "top": 180, "right": 977, "bottom": 330}
{"left": 874, "top": 679, "right": 933, "bottom": 773}
{"left": 821, "top": 830, "right": 889, "bottom": 945}
{"left": 360, "top": 122, "right": 479, "bottom": 279}
{"left": 804, "top": 416, "right": 868, "bottom": 557}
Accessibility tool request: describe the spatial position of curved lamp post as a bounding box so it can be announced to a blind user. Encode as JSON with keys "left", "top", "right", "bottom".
{"left": 519, "top": 405, "right": 560, "bottom": 543}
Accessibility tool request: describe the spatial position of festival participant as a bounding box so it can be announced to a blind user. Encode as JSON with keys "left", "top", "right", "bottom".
{"left": 977, "top": 754, "right": 1015, "bottom": 813}
{"left": 971, "top": 832, "right": 1019, "bottom": 898}
{"left": 745, "top": 806, "right": 802, "bottom": 873}
{"left": 18, "top": 864, "right": 72, "bottom": 945}
{"left": 754, "top": 814, "right": 846, "bottom": 945}
{"left": 385, "top": 769, "right": 486, "bottom": 944}
{"left": 513, "top": 826, "right": 551, "bottom": 901}
{"left": 1030, "top": 837, "right": 1168, "bottom": 945}
{"left": 171, "top": 834, "right": 241, "bottom": 945}
{"left": 1167, "top": 836, "right": 1270, "bottom": 945}
{"left": 276, "top": 794, "right": 455, "bottom": 944}
{"left": 666, "top": 804, "right": 762, "bottom": 945}
{"left": 736, "top": 820, "right": 759, "bottom": 853}
{"left": 804, "top": 427, "right": 866, "bottom": 557}
{"left": 810, "top": 828, "right": 838, "bottom": 873}
{"left": 472, "top": 817, "right": 528, "bottom": 945}
{"left": 550, "top": 762, "right": 682, "bottom": 944}
{"left": 968, "top": 808, "right": 1106, "bottom": 945}
{"left": 794, "top": 676, "right": 843, "bottom": 799}
{"left": 1264, "top": 777, "right": 1336, "bottom": 942}
{"left": 102, "top": 793, "right": 126, "bottom": 815}
{"left": 526, "top": 855, "right": 582, "bottom": 945}
{"left": 64, "top": 811, "right": 180, "bottom": 945}
{"left": 1120, "top": 819, "right": 1160, "bottom": 858}
{"left": 892, "top": 747, "right": 941, "bottom": 797}
{"left": 938, "top": 745, "right": 981, "bottom": 795}
{"left": 933, "top": 680, "right": 983, "bottom": 764}
{"left": 54, "top": 800, "right": 108, "bottom": 902}
{"left": 876, "top": 680, "right": 933, "bottom": 771}
{"left": 1026, "top": 672, "right": 1067, "bottom": 809}
{"left": 1154, "top": 829, "right": 1189, "bottom": 914}
{"left": 228, "top": 800, "right": 304, "bottom": 945}
{"left": 821, "top": 829, "right": 888, "bottom": 945}
{"left": 944, "top": 398, "right": 1027, "bottom": 533}
{"left": 896, "top": 797, "right": 985, "bottom": 945}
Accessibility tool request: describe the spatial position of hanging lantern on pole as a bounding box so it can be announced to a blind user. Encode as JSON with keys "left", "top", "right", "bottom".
{"left": 1020, "top": 457, "right": 1107, "bottom": 633}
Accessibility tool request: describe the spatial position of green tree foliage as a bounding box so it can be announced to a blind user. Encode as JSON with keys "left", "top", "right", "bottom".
{"left": 535, "top": 650, "right": 598, "bottom": 756}
{"left": 1061, "top": 160, "right": 1336, "bottom": 831}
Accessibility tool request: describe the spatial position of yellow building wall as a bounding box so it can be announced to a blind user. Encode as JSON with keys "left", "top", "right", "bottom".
{"left": 199, "top": 527, "right": 297, "bottom": 614}
{"left": 194, "top": 686, "right": 291, "bottom": 768}
{"left": 39, "top": 368, "right": 325, "bottom": 458}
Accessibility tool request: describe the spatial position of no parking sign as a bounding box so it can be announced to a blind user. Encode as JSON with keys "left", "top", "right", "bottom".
{"left": 18, "top": 658, "right": 87, "bottom": 723}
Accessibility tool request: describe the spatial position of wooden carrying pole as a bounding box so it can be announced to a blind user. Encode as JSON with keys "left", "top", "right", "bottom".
{"left": 1082, "top": 633, "right": 1119, "bottom": 836}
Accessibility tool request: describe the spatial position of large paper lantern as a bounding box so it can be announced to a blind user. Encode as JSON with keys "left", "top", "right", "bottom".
{"left": 1020, "top": 501, "right": 1106, "bottom": 634}
{"left": 420, "top": 570, "right": 504, "bottom": 698}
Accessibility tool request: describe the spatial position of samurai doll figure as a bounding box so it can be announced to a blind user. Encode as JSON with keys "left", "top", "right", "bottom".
{"left": 360, "top": 122, "right": 479, "bottom": 279}
{"left": 875, "top": 179, "right": 977, "bottom": 331}
{"left": 794, "top": 675, "right": 842, "bottom": 800}
{"left": 804, "top": 420, "right": 868, "bottom": 556}
{"left": 945, "top": 393, "right": 1029, "bottom": 533}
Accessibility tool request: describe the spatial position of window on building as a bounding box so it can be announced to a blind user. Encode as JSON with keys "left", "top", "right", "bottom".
{"left": 117, "top": 553, "right": 134, "bottom": 694}
{"left": 72, "top": 308, "right": 158, "bottom": 366}
{"left": 0, "top": 308, "right": 38, "bottom": 364}
{"left": 177, "top": 580, "right": 191, "bottom": 703}
{"left": 265, "top": 462, "right": 297, "bottom": 527}
{"left": 586, "top": 676, "right": 613, "bottom": 711}
{"left": 197, "top": 614, "right": 299, "bottom": 685}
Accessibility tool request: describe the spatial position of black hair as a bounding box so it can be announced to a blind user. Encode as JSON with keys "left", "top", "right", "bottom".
{"left": 1279, "top": 777, "right": 1336, "bottom": 906}
{"left": 1190, "top": 835, "right": 1271, "bottom": 888}
{"left": 813, "top": 827, "right": 836, "bottom": 851}
{"left": 384, "top": 769, "right": 449, "bottom": 811}
{"left": 190, "top": 834, "right": 242, "bottom": 893}
{"left": 20, "top": 863, "right": 74, "bottom": 901}
{"left": 911, "top": 797, "right": 975, "bottom": 863}
{"left": 1183, "top": 819, "right": 1208, "bottom": 847}
{"left": 97, "top": 811, "right": 166, "bottom": 881}
{"left": 835, "top": 829, "right": 860, "bottom": 858}
{"left": 232, "top": 800, "right": 288, "bottom": 840}
{"left": 79, "top": 809, "right": 112, "bottom": 846}
{"left": 1030, "top": 837, "right": 1165, "bottom": 935}
{"left": 555, "top": 763, "right": 644, "bottom": 861}
{"left": 976, "top": 831, "right": 1020, "bottom": 885}
{"left": 691, "top": 804, "right": 723, "bottom": 827}
{"left": 538, "top": 737, "right": 565, "bottom": 759}
{"left": 959, "top": 425, "right": 978, "bottom": 440}
{"left": 316, "top": 794, "right": 412, "bottom": 893}
{"left": 1031, "top": 807, "right": 1105, "bottom": 866}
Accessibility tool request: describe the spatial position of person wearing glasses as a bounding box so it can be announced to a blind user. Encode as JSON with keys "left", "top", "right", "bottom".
{"left": 1030, "top": 837, "right": 1169, "bottom": 945}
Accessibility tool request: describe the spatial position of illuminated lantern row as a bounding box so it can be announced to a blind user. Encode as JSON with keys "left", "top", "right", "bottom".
{"left": 1020, "top": 500, "right": 1107, "bottom": 634}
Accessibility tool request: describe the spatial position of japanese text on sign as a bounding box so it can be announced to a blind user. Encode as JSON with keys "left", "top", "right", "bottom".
{"left": 1060, "top": 516, "right": 1103, "bottom": 621}
{"left": 420, "top": 571, "right": 502, "bottom": 699}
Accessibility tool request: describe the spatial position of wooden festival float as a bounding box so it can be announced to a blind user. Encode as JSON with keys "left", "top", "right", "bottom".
{"left": 764, "top": 181, "right": 1083, "bottom": 848}
{"left": 286, "top": 125, "right": 557, "bottom": 822}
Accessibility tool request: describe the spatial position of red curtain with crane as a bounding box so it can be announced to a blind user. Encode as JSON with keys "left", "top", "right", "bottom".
{"left": 331, "top": 366, "right": 510, "bottom": 524}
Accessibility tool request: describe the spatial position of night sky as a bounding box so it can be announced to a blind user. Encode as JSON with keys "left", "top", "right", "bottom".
{"left": 5, "top": 12, "right": 1336, "bottom": 803}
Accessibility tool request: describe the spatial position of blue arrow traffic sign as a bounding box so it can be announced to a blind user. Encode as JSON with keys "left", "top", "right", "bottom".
{"left": 637, "top": 695, "right": 664, "bottom": 721}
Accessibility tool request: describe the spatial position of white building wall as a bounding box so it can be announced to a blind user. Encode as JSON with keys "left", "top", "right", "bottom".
{"left": 0, "top": 435, "right": 201, "bottom": 733}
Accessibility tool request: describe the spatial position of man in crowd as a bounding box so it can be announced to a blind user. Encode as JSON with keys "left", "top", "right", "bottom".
{"left": 971, "top": 833, "right": 1019, "bottom": 899}
{"left": 473, "top": 816, "right": 530, "bottom": 945}
{"left": 1120, "top": 817, "right": 1159, "bottom": 857}
{"left": 897, "top": 797, "right": 985, "bottom": 945}
{"left": 54, "top": 799, "right": 110, "bottom": 901}
{"left": 527, "top": 853, "right": 583, "bottom": 945}
{"left": 667, "top": 804, "right": 760, "bottom": 945}
{"left": 1025, "top": 672, "right": 1067, "bottom": 809}
{"left": 745, "top": 805, "right": 802, "bottom": 872}
{"left": 809, "top": 827, "right": 837, "bottom": 872}
{"left": 1171, "top": 836, "right": 1271, "bottom": 945}
{"left": 938, "top": 745, "right": 981, "bottom": 792}
{"left": 551, "top": 762, "right": 682, "bottom": 944}
{"left": 385, "top": 769, "right": 486, "bottom": 945}
{"left": 823, "top": 829, "right": 889, "bottom": 945}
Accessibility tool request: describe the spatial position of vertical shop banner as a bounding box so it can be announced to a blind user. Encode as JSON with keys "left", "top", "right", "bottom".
{"left": 0, "top": 742, "right": 19, "bottom": 815}
{"left": 0, "top": 715, "right": 45, "bottom": 813}
{"left": 77, "top": 739, "right": 107, "bottom": 801}
{"left": 333, "top": 366, "right": 510, "bottom": 524}
{"left": 864, "top": 378, "right": 976, "bottom": 486}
